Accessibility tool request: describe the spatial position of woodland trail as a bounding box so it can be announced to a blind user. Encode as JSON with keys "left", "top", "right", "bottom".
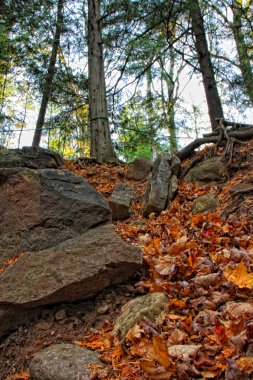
{"left": 1, "top": 140, "right": 253, "bottom": 379}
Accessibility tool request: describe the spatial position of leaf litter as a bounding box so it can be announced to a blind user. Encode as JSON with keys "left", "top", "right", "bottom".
{"left": 1, "top": 140, "right": 253, "bottom": 379}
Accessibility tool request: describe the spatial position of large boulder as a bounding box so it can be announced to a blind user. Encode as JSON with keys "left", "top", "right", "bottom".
{"left": 0, "top": 146, "right": 63, "bottom": 169}
{"left": 0, "top": 223, "right": 142, "bottom": 305}
{"left": 0, "top": 165, "right": 143, "bottom": 338}
{"left": 0, "top": 223, "right": 142, "bottom": 336}
{"left": 30, "top": 343, "right": 101, "bottom": 380}
{"left": 143, "top": 153, "right": 171, "bottom": 216}
{"left": 0, "top": 168, "right": 111, "bottom": 261}
{"left": 184, "top": 158, "right": 228, "bottom": 184}
{"left": 125, "top": 157, "right": 152, "bottom": 181}
{"left": 109, "top": 182, "right": 133, "bottom": 220}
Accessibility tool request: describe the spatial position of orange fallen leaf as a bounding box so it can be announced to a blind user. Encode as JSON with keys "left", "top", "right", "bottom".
{"left": 169, "top": 236, "right": 196, "bottom": 256}
{"left": 224, "top": 261, "right": 253, "bottom": 288}
{"left": 6, "top": 372, "right": 30, "bottom": 380}
{"left": 145, "top": 336, "right": 171, "bottom": 367}
{"left": 140, "top": 359, "right": 174, "bottom": 379}
{"left": 236, "top": 357, "right": 253, "bottom": 375}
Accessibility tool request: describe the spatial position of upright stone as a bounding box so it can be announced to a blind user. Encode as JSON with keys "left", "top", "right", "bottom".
{"left": 143, "top": 153, "right": 171, "bottom": 217}
{"left": 109, "top": 182, "right": 133, "bottom": 220}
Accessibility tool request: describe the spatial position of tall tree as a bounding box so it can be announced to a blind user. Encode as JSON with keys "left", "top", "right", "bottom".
{"left": 208, "top": 0, "right": 253, "bottom": 107}
{"left": 189, "top": 0, "right": 224, "bottom": 131}
{"left": 32, "top": 0, "right": 64, "bottom": 147}
{"left": 87, "top": 0, "right": 117, "bottom": 162}
{"left": 232, "top": 0, "right": 253, "bottom": 105}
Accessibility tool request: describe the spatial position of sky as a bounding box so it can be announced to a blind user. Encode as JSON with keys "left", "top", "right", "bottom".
{"left": 8, "top": 69, "right": 253, "bottom": 151}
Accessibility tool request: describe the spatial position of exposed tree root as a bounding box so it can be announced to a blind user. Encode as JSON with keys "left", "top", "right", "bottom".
{"left": 177, "top": 119, "right": 253, "bottom": 161}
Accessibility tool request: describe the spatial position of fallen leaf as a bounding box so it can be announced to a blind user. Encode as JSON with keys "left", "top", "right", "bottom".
{"left": 140, "top": 359, "right": 174, "bottom": 379}
{"left": 169, "top": 236, "right": 196, "bottom": 256}
{"left": 223, "top": 301, "right": 253, "bottom": 318}
{"left": 191, "top": 273, "right": 220, "bottom": 287}
{"left": 167, "top": 344, "right": 202, "bottom": 360}
{"left": 145, "top": 336, "right": 171, "bottom": 367}
{"left": 224, "top": 261, "right": 253, "bottom": 288}
{"left": 236, "top": 357, "right": 253, "bottom": 376}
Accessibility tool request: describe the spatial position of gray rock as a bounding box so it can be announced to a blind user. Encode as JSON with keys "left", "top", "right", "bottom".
{"left": 109, "top": 182, "right": 133, "bottom": 220}
{"left": 112, "top": 292, "right": 168, "bottom": 339}
{"left": 0, "top": 146, "right": 62, "bottom": 169}
{"left": 184, "top": 158, "right": 227, "bottom": 184}
{"left": 125, "top": 157, "right": 152, "bottom": 181}
{"left": 192, "top": 194, "right": 218, "bottom": 214}
{"left": 0, "top": 224, "right": 142, "bottom": 309}
{"left": 168, "top": 175, "right": 179, "bottom": 201}
{"left": 143, "top": 153, "right": 171, "bottom": 216}
{"left": 170, "top": 156, "right": 181, "bottom": 176}
{"left": 29, "top": 343, "right": 101, "bottom": 380}
{"left": 0, "top": 168, "right": 111, "bottom": 261}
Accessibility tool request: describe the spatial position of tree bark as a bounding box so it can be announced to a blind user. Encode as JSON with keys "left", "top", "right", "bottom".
{"left": 189, "top": 0, "right": 224, "bottom": 131}
{"left": 232, "top": 0, "right": 253, "bottom": 105}
{"left": 88, "top": 0, "right": 117, "bottom": 163}
{"left": 146, "top": 66, "right": 157, "bottom": 159}
{"left": 32, "top": 0, "right": 64, "bottom": 147}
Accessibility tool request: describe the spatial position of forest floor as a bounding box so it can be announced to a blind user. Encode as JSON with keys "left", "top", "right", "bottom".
{"left": 1, "top": 140, "right": 253, "bottom": 379}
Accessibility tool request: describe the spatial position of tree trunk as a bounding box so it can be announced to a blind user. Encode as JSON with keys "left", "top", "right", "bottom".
{"left": 232, "top": 0, "right": 253, "bottom": 105}
{"left": 32, "top": 0, "right": 64, "bottom": 147}
{"left": 88, "top": 0, "right": 117, "bottom": 163}
{"left": 159, "top": 52, "right": 178, "bottom": 152}
{"left": 189, "top": 0, "right": 224, "bottom": 131}
{"left": 146, "top": 67, "right": 157, "bottom": 159}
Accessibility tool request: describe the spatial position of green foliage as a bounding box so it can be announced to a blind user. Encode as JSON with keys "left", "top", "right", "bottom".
{"left": 115, "top": 95, "right": 168, "bottom": 162}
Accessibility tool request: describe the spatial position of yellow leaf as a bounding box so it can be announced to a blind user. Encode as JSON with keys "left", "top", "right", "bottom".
{"left": 236, "top": 357, "right": 253, "bottom": 375}
{"left": 224, "top": 261, "right": 253, "bottom": 288}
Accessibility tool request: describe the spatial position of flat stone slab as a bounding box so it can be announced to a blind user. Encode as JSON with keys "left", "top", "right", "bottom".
{"left": 30, "top": 343, "right": 101, "bottom": 380}
{"left": 109, "top": 182, "right": 134, "bottom": 220}
{"left": 0, "top": 224, "right": 142, "bottom": 308}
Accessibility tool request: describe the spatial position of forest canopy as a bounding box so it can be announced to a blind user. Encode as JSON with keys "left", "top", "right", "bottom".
{"left": 0, "top": 0, "right": 252, "bottom": 161}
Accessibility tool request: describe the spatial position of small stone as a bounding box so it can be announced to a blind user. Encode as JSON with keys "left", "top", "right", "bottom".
{"left": 184, "top": 158, "right": 227, "bottom": 184}
{"left": 192, "top": 194, "right": 218, "bottom": 214}
{"left": 55, "top": 309, "right": 67, "bottom": 321}
{"left": 126, "top": 158, "right": 152, "bottom": 181}
{"left": 30, "top": 343, "right": 102, "bottom": 380}
{"left": 112, "top": 292, "right": 168, "bottom": 338}
{"left": 96, "top": 304, "right": 109, "bottom": 315}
